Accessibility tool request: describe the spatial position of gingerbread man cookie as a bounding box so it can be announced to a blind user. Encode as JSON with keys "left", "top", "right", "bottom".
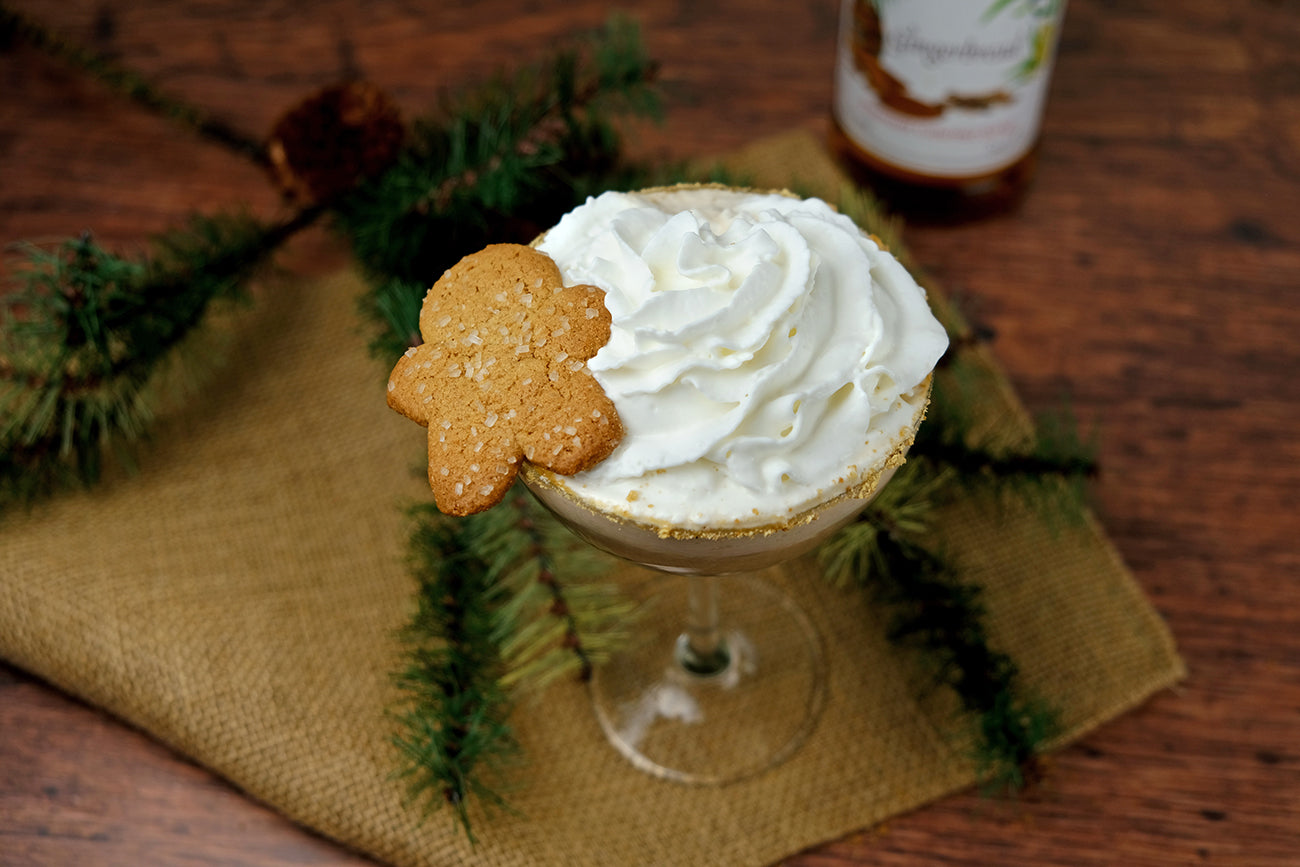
{"left": 387, "top": 244, "right": 623, "bottom": 515}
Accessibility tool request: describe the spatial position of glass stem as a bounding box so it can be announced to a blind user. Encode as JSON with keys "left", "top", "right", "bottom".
{"left": 678, "top": 574, "right": 731, "bottom": 676}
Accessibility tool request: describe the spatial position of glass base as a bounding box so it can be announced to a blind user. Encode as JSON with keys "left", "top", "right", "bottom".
{"left": 590, "top": 569, "right": 827, "bottom": 785}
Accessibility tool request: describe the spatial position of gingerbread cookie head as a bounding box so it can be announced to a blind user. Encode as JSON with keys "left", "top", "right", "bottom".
{"left": 387, "top": 244, "right": 623, "bottom": 515}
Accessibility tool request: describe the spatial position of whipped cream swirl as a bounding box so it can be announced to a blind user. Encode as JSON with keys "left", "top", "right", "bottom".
{"left": 536, "top": 187, "right": 948, "bottom": 529}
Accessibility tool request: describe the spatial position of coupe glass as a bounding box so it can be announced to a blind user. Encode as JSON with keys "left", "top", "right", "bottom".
{"left": 520, "top": 380, "right": 930, "bottom": 785}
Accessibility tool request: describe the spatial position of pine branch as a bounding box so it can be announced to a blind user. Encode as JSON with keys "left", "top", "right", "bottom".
{"left": 0, "top": 2, "right": 269, "bottom": 166}
{"left": 819, "top": 461, "right": 1059, "bottom": 791}
{"left": 838, "top": 185, "right": 1097, "bottom": 506}
{"left": 900, "top": 283, "right": 1100, "bottom": 520}
{"left": 503, "top": 493, "right": 597, "bottom": 684}
{"left": 914, "top": 365, "right": 1099, "bottom": 525}
{"left": 337, "top": 13, "right": 662, "bottom": 360}
{"left": 837, "top": 183, "right": 1092, "bottom": 507}
{"left": 390, "top": 504, "right": 519, "bottom": 844}
{"left": 1, "top": 208, "right": 315, "bottom": 510}
{"left": 465, "top": 488, "right": 635, "bottom": 693}
{"left": 390, "top": 489, "right": 634, "bottom": 841}
{"left": 912, "top": 418, "right": 1099, "bottom": 487}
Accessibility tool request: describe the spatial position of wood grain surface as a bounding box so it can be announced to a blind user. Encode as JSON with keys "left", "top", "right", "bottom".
{"left": 2, "top": 0, "right": 1298, "bottom": 864}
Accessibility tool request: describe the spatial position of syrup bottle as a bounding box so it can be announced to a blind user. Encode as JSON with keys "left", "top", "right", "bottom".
{"left": 830, "top": 0, "right": 1067, "bottom": 222}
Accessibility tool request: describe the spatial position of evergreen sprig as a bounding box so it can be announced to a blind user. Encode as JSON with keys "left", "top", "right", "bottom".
{"left": 390, "top": 489, "right": 634, "bottom": 841}
{"left": 0, "top": 2, "right": 269, "bottom": 166}
{"left": 809, "top": 240, "right": 1091, "bottom": 787}
{"left": 335, "top": 14, "right": 663, "bottom": 360}
{"left": 819, "top": 460, "right": 1059, "bottom": 792}
{"left": 915, "top": 347, "right": 1100, "bottom": 521}
{"left": 1, "top": 209, "right": 311, "bottom": 510}
{"left": 390, "top": 503, "right": 520, "bottom": 844}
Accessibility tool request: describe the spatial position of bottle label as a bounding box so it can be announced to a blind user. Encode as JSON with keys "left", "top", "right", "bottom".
{"left": 834, "top": 0, "right": 1066, "bottom": 178}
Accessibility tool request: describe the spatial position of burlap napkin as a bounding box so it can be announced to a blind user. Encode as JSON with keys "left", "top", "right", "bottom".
{"left": 0, "top": 130, "right": 1185, "bottom": 866}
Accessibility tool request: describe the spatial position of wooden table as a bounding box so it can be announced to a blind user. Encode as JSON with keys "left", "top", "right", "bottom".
{"left": 2, "top": 1, "right": 1297, "bottom": 864}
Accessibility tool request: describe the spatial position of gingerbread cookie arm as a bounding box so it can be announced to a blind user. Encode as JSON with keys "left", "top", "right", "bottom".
{"left": 387, "top": 344, "right": 440, "bottom": 424}
{"left": 518, "top": 373, "right": 622, "bottom": 475}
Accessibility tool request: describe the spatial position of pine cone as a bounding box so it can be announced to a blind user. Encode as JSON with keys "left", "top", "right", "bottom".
{"left": 266, "top": 80, "right": 405, "bottom": 204}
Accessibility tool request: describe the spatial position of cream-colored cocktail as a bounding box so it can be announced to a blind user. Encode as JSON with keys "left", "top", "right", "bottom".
{"left": 523, "top": 184, "right": 946, "bottom": 572}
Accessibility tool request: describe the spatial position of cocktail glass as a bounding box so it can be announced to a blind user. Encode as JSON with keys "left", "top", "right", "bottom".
{"left": 519, "top": 378, "right": 931, "bottom": 784}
